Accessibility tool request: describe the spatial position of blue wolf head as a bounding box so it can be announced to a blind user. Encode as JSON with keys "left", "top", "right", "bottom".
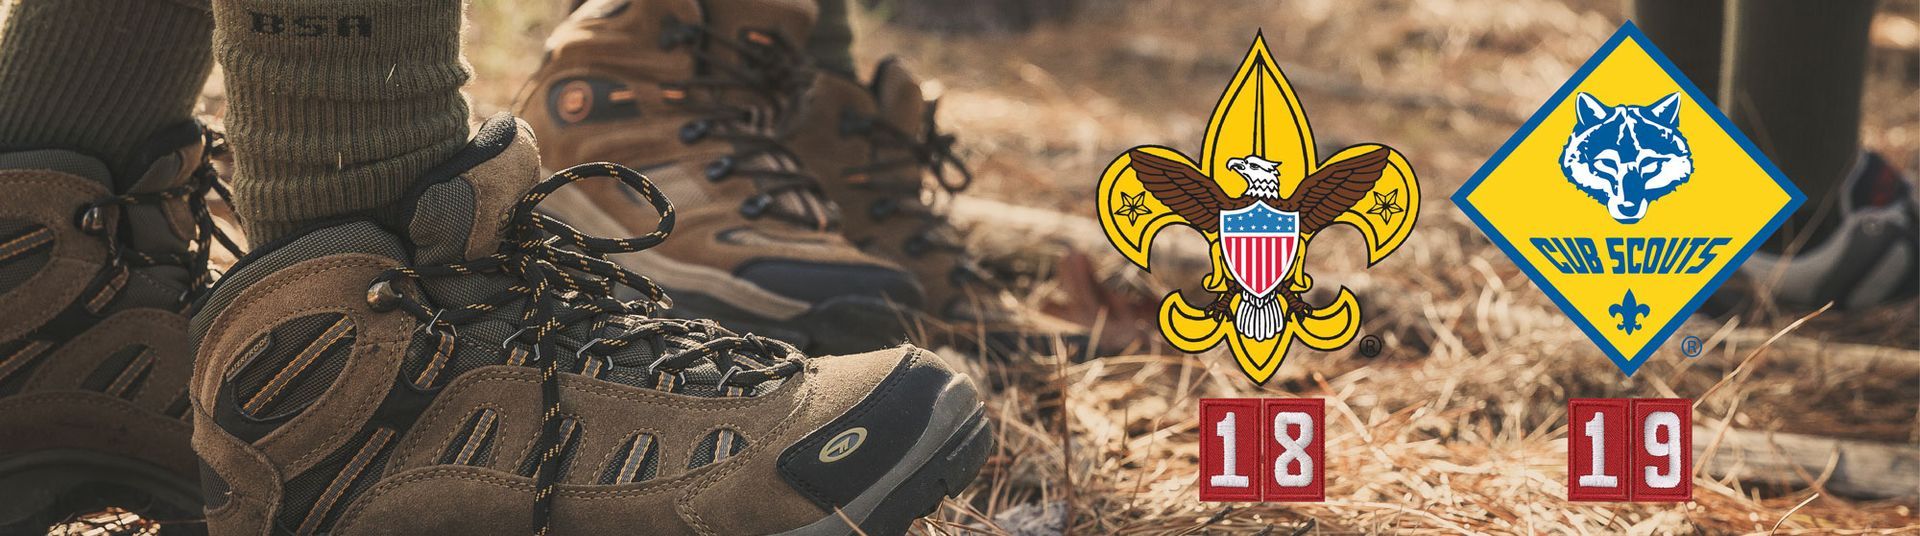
{"left": 1558, "top": 92, "right": 1693, "bottom": 223}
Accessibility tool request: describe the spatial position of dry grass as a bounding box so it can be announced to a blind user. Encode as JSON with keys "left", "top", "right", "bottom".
{"left": 179, "top": 0, "right": 1920, "bottom": 534}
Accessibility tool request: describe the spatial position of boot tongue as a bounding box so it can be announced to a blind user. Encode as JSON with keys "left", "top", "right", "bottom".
{"left": 401, "top": 114, "right": 674, "bottom": 381}
{"left": 870, "top": 58, "right": 927, "bottom": 136}
{"left": 407, "top": 114, "right": 543, "bottom": 266}
{"left": 121, "top": 121, "right": 210, "bottom": 261}
{"left": 403, "top": 114, "right": 550, "bottom": 334}
{"left": 100, "top": 122, "right": 209, "bottom": 301}
{"left": 862, "top": 59, "right": 934, "bottom": 198}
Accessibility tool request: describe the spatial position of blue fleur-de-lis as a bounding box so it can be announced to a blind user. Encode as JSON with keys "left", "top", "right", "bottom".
{"left": 1608, "top": 290, "right": 1650, "bottom": 334}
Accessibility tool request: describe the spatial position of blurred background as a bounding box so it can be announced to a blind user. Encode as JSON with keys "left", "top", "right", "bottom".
{"left": 177, "top": 0, "right": 1920, "bottom": 533}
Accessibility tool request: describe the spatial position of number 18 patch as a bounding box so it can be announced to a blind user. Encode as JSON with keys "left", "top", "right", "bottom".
{"left": 1198, "top": 398, "right": 1325, "bottom": 502}
{"left": 1452, "top": 22, "right": 1803, "bottom": 376}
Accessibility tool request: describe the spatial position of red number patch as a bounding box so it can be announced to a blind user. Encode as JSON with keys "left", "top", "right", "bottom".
{"left": 1567, "top": 398, "right": 1630, "bottom": 501}
{"left": 1197, "top": 398, "right": 1262, "bottom": 502}
{"left": 1197, "top": 398, "right": 1324, "bottom": 502}
{"left": 1567, "top": 398, "right": 1691, "bottom": 502}
{"left": 1631, "top": 399, "right": 1692, "bottom": 502}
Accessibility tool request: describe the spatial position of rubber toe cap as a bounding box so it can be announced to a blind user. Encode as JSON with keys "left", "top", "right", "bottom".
{"left": 776, "top": 346, "right": 975, "bottom": 511}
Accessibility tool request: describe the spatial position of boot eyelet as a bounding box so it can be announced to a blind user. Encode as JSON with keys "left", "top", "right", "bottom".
{"left": 739, "top": 194, "right": 773, "bottom": 219}
{"left": 868, "top": 198, "right": 898, "bottom": 220}
{"left": 740, "top": 29, "right": 777, "bottom": 48}
{"left": 366, "top": 280, "right": 402, "bottom": 312}
{"left": 76, "top": 205, "right": 108, "bottom": 235}
{"left": 705, "top": 157, "right": 734, "bottom": 181}
{"left": 678, "top": 120, "right": 709, "bottom": 144}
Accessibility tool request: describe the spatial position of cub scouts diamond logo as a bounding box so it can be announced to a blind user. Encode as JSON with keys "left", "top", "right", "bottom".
{"left": 1096, "top": 34, "right": 1420, "bottom": 384}
{"left": 1452, "top": 23, "right": 1803, "bottom": 376}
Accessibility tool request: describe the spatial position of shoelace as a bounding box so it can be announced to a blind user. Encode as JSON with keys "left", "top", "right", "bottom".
{"left": 658, "top": 18, "right": 833, "bottom": 228}
{"left": 840, "top": 102, "right": 997, "bottom": 283}
{"left": 842, "top": 100, "right": 973, "bottom": 199}
{"left": 77, "top": 129, "right": 243, "bottom": 306}
{"left": 363, "top": 162, "right": 804, "bottom": 535}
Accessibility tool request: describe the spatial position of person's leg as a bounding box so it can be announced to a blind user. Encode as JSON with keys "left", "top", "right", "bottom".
{"left": 1630, "top": 0, "right": 1725, "bottom": 100}
{"left": 212, "top": 0, "right": 471, "bottom": 244}
{"left": 809, "top": 0, "right": 857, "bottom": 77}
{"left": 1723, "top": 0, "right": 1877, "bottom": 246}
{"left": 1685, "top": 0, "right": 1916, "bottom": 312}
{"left": 0, "top": 0, "right": 213, "bottom": 172}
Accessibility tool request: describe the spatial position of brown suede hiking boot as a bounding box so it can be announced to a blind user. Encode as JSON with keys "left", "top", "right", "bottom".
{"left": 521, "top": 0, "right": 922, "bottom": 355}
{"left": 189, "top": 114, "right": 991, "bottom": 536}
{"left": 786, "top": 60, "right": 1087, "bottom": 359}
{"left": 0, "top": 122, "right": 232, "bottom": 533}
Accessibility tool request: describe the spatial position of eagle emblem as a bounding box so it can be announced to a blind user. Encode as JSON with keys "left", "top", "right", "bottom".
{"left": 1096, "top": 34, "right": 1421, "bottom": 384}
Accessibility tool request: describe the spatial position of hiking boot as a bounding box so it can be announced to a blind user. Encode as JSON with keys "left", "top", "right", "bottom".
{"left": 0, "top": 122, "right": 231, "bottom": 532}
{"left": 522, "top": 0, "right": 921, "bottom": 355}
{"left": 786, "top": 59, "right": 1088, "bottom": 359}
{"left": 1706, "top": 151, "right": 1918, "bottom": 315}
{"left": 189, "top": 114, "right": 992, "bottom": 536}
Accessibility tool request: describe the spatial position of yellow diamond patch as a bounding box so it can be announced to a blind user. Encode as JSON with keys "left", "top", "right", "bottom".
{"left": 1452, "top": 23, "right": 1803, "bottom": 376}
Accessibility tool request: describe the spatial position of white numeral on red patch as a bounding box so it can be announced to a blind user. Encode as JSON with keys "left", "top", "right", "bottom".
{"left": 1210, "top": 412, "right": 1250, "bottom": 488}
{"left": 1578, "top": 412, "right": 1619, "bottom": 488}
{"left": 1270, "top": 412, "right": 1314, "bottom": 487}
{"left": 1260, "top": 398, "right": 1324, "bottom": 501}
{"left": 1198, "top": 399, "right": 1261, "bottom": 501}
{"left": 1642, "top": 411, "right": 1682, "bottom": 489}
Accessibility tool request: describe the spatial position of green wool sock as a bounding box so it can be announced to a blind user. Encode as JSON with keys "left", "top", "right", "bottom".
{"left": 0, "top": 0, "right": 214, "bottom": 171}
{"left": 808, "top": 0, "right": 857, "bottom": 78}
{"left": 212, "top": 0, "right": 471, "bottom": 244}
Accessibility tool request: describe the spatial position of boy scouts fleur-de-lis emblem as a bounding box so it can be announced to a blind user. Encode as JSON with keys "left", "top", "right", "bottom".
{"left": 1096, "top": 34, "right": 1421, "bottom": 384}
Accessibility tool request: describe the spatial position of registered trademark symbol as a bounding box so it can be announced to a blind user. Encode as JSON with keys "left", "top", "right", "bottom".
{"left": 1679, "top": 336, "right": 1703, "bottom": 358}
{"left": 1358, "top": 335, "right": 1383, "bottom": 358}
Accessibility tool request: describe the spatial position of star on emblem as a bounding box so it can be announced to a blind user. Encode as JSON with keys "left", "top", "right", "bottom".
{"left": 1114, "top": 191, "right": 1153, "bottom": 225}
{"left": 1367, "top": 189, "right": 1404, "bottom": 223}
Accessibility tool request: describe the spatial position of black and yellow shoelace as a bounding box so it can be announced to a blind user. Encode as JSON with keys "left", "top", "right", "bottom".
{"left": 366, "top": 163, "right": 804, "bottom": 535}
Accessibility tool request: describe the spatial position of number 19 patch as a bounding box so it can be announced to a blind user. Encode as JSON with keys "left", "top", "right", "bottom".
{"left": 1568, "top": 398, "right": 1691, "bottom": 502}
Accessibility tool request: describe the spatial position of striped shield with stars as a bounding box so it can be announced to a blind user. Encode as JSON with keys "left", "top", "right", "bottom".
{"left": 1219, "top": 203, "right": 1299, "bottom": 299}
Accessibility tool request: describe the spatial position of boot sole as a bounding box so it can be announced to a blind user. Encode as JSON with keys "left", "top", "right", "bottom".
{"left": 775, "top": 373, "right": 994, "bottom": 536}
{"left": 0, "top": 449, "right": 205, "bottom": 535}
